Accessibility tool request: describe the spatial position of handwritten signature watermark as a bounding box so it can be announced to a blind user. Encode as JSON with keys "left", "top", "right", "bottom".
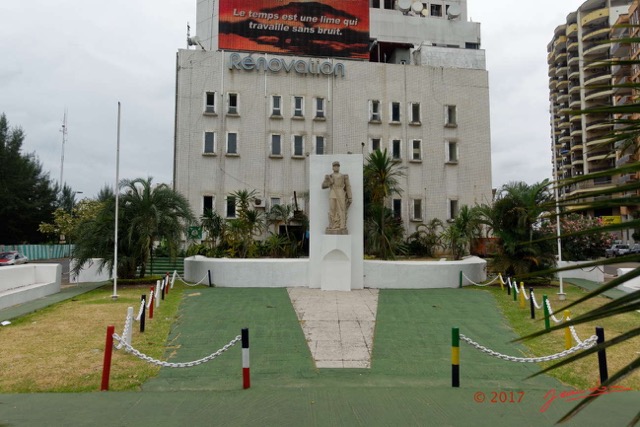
{"left": 540, "top": 385, "right": 633, "bottom": 413}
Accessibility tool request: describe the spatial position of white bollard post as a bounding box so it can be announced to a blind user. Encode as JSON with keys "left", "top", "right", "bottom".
{"left": 155, "top": 280, "right": 161, "bottom": 308}
{"left": 126, "top": 306, "right": 134, "bottom": 346}
{"left": 171, "top": 270, "right": 177, "bottom": 289}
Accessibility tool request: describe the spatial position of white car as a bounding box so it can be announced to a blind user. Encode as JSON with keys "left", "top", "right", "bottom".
{"left": 605, "top": 244, "right": 629, "bottom": 258}
{"left": 0, "top": 251, "right": 29, "bottom": 266}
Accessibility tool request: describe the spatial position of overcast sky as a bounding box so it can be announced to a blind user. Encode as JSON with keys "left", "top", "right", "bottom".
{"left": 1, "top": 0, "right": 587, "bottom": 199}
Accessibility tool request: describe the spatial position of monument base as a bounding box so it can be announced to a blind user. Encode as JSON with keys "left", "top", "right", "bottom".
{"left": 325, "top": 228, "right": 348, "bottom": 235}
{"left": 320, "top": 234, "right": 352, "bottom": 291}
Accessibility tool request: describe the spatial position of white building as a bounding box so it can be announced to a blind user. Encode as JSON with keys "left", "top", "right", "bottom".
{"left": 173, "top": 0, "right": 492, "bottom": 236}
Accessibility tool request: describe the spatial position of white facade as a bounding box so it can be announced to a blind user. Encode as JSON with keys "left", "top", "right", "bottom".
{"left": 174, "top": 0, "right": 492, "bottom": 234}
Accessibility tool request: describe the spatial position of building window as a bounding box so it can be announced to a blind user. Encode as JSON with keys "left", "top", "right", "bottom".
{"left": 314, "top": 135, "right": 325, "bottom": 155}
{"left": 226, "top": 196, "right": 237, "bottom": 218}
{"left": 391, "top": 139, "right": 402, "bottom": 160}
{"left": 270, "top": 197, "right": 281, "bottom": 208}
{"left": 392, "top": 198, "right": 402, "bottom": 219}
{"left": 204, "top": 92, "right": 216, "bottom": 114}
{"left": 228, "top": 93, "right": 239, "bottom": 115}
{"left": 445, "top": 105, "right": 457, "bottom": 127}
{"left": 203, "top": 195, "right": 214, "bottom": 214}
{"left": 293, "top": 96, "right": 304, "bottom": 118}
{"left": 431, "top": 4, "right": 442, "bottom": 16}
{"left": 412, "top": 199, "right": 422, "bottom": 221}
{"left": 370, "top": 137, "right": 381, "bottom": 153}
{"left": 391, "top": 102, "right": 401, "bottom": 123}
{"left": 292, "top": 135, "right": 304, "bottom": 157}
{"left": 271, "top": 95, "right": 282, "bottom": 117}
{"left": 370, "top": 100, "right": 381, "bottom": 122}
{"left": 410, "top": 102, "right": 421, "bottom": 124}
{"left": 383, "top": 0, "right": 394, "bottom": 9}
{"left": 203, "top": 131, "right": 216, "bottom": 154}
{"left": 449, "top": 199, "right": 458, "bottom": 220}
{"left": 271, "top": 134, "right": 282, "bottom": 156}
{"left": 446, "top": 141, "right": 458, "bottom": 163}
{"left": 226, "top": 132, "right": 238, "bottom": 155}
{"left": 411, "top": 139, "right": 421, "bottom": 161}
{"left": 315, "top": 97, "right": 325, "bottom": 119}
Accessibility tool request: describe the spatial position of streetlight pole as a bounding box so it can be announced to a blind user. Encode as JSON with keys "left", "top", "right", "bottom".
{"left": 551, "top": 105, "right": 566, "bottom": 301}
{"left": 112, "top": 102, "right": 121, "bottom": 300}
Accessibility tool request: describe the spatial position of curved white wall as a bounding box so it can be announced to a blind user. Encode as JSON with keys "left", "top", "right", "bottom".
{"left": 184, "top": 255, "right": 486, "bottom": 289}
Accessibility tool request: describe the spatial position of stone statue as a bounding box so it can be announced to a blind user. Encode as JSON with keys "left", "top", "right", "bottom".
{"left": 322, "top": 161, "right": 352, "bottom": 234}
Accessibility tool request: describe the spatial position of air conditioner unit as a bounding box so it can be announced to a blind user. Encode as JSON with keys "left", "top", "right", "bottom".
{"left": 253, "top": 199, "right": 265, "bottom": 208}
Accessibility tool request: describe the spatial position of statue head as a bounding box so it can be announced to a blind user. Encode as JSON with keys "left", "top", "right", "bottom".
{"left": 332, "top": 161, "right": 340, "bottom": 172}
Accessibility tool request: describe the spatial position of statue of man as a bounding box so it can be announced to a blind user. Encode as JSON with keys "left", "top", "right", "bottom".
{"left": 322, "top": 161, "right": 352, "bottom": 234}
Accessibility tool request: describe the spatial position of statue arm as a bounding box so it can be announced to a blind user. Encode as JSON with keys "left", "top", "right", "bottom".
{"left": 322, "top": 174, "right": 332, "bottom": 189}
{"left": 344, "top": 175, "right": 352, "bottom": 206}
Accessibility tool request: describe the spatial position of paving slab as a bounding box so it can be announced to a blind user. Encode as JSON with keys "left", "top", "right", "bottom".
{"left": 288, "top": 288, "right": 378, "bottom": 368}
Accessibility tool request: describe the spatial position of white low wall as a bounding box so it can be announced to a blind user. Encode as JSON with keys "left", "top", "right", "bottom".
{"left": 616, "top": 268, "right": 640, "bottom": 293}
{"left": 0, "top": 264, "right": 61, "bottom": 310}
{"left": 558, "top": 261, "right": 605, "bottom": 283}
{"left": 70, "top": 259, "right": 112, "bottom": 283}
{"left": 365, "top": 256, "right": 486, "bottom": 289}
{"left": 184, "top": 255, "right": 487, "bottom": 289}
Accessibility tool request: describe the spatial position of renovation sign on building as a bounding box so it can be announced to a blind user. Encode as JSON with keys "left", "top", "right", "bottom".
{"left": 218, "top": 0, "right": 370, "bottom": 59}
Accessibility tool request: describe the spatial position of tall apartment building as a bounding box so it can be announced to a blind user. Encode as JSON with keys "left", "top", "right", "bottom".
{"left": 547, "top": 0, "right": 632, "bottom": 220}
{"left": 173, "top": 0, "right": 492, "bottom": 237}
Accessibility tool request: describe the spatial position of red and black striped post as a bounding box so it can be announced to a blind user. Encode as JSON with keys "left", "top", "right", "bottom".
{"left": 101, "top": 325, "right": 115, "bottom": 391}
{"left": 149, "top": 286, "right": 154, "bottom": 319}
{"left": 140, "top": 295, "right": 146, "bottom": 333}
{"left": 242, "top": 328, "right": 250, "bottom": 389}
{"left": 452, "top": 327, "right": 460, "bottom": 387}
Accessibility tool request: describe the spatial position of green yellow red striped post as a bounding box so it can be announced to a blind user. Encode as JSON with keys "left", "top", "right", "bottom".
{"left": 452, "top": 327, "right": 460, "bottom": 387}
{"left": 459, "top": 271, "right": 462, "bottom": 288}
{"left": 498, "top": 274, "right": 504, "bottom": 291}
{"left": 543, "top": 295, "right": 550, "bottom": 331}
{"left": 564, "top": 310, "right": 571, "bottom": 350}
{"left": 512, "top": 282, "right": 517, "bottom": 301}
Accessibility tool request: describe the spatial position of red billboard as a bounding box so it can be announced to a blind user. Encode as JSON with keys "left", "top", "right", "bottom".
{"left": 219, "top": 0, "right": 370, "bottom": 59}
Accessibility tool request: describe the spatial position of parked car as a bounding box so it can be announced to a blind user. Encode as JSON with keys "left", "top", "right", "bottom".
{"left": 0, "top": 251, "right": 29, "bottom": 266}
{"left": 605, "top": 244, "right": 630, "bottom": 258}
{"left": 628, "top": 244, "right": 640, "bottom": 255}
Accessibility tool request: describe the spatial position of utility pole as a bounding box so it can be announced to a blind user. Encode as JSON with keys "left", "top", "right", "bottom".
{"left": 59, "top": 109, "right": 68, "bottom": 189}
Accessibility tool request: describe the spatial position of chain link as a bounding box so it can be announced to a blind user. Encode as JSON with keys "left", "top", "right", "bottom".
{"left": 112, "top": 334, "right": 242, "bottom": 368}
{"left": 115, "top": 313, "right": 133, "bottom": 350}
{"left": 545, "top": 299, "right": 563, "bottom": 324}
{"left": 135, "top": 299, "right": 145, "bottom": 322}
{"left": 459, "top": 333, "right": 598, "bottom": 363}
{"left": 565, "top": 316, "right": 584, "bottom": 345}
{"left": 147, "top": 291, "right": 154, "bottom": 309}
{"left": 530, "top": 291, "right": 542, "bottom": 309}
{"left": 462, "top": 272, "right": 501, "bottom": 287}
{"left": 174, "top": 272, "right": 209, "bottom": 287}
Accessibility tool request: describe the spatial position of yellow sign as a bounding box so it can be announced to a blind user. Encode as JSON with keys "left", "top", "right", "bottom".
{"left": 600, "top": 216, "right": 622, "bottom": 225}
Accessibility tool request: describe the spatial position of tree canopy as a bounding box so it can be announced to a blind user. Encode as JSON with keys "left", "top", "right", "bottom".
{"left": 0, "top": 114, "right": 58, "bottom": 244}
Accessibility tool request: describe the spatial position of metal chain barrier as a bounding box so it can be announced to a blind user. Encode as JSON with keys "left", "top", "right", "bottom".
{"left": 459, "top": 333, "right": 598, "bottom": 363}
{"left": 462, "top": 272, "right": 501, "bottom": 287}
{"left": 530, "top": 290, "right": 542, "bottom": 309}
{"left": 135, "top": 299, "right": 145, "bottom": 322}
{"left": 111, "top": 333, "right": 241, "bottom": 368}
{"left": 566, "top": 316, "right": 585, "bottom": 345}
{"left": 545, "top": 298, "right": 563, "bottom": 324}
{"left": 522, "top": 286, "right": 530, "bottom": 300}
{"left": 115, "top": 312, "right": 133, "bottom": 350}
{"left": 147, "top": 290, "right": 154, "bottom": 309}
{"left": 173, "top": 271, "right": 209, "bottom": 287}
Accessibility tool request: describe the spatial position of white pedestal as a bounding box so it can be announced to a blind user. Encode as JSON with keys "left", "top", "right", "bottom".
{"left": 320, "top": 235, "right": 352, "bottom": 291}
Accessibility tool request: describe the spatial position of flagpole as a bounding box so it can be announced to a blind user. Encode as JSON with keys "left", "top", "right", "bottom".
{"left": 551, "top": 107, "right": 566, "bottom": 301}
{"left": 112, "top": 102, "right": 121, "bottom": 300}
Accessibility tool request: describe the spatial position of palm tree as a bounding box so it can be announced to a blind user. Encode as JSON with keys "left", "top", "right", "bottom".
{"left": 201, "top": 208, "right": 225, "bottom": 252}
{"left": 71, "top": 178, "right": 195, "bottom": 279}
{"left": 480, "top": 180, "right": 556, "bottom": 275}
{"left": 363, "top": 149, "right": 406, "bottom": 259}
{"left": 518, "top": 28, "right": 640, "bottom": 424}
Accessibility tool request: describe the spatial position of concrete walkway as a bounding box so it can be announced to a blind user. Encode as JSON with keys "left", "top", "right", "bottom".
{"left": 288, "top": 288, "right": 378, "bottom": 368}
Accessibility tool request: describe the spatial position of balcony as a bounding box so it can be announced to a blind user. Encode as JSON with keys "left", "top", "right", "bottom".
{"left": 571, "top": 127, "right": 583, "bottom": 137}
{"left": 584, "top": 87, "right": 613, "bottom": 102}
{"left": 586, "top": 120, "right": 613, "bottom": 132}
{"left": 570, "top": 111, "right": 582, "bottom": 121}
{"left": 555, "top": 65, "right": 569, "bottom": 76}
{"left": 571, "top": 142, "right": 584, "bottom": 152}
{"left": 617, "top": 173, "right": 638, "bottom": 185}
{"left": 586, "top": 136, "right": 613, "bottom": 147}
{"left": 584, "top": 71, "right": 611, "bottom": 86}
{"left": 583, "top": 42, "right": 610, "bottom": 58}
{"left": 567, "top": 23, "right": 578, "bottom": 36}
{"left": 581, "top": 8, "right": 609, "bottom": 27}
